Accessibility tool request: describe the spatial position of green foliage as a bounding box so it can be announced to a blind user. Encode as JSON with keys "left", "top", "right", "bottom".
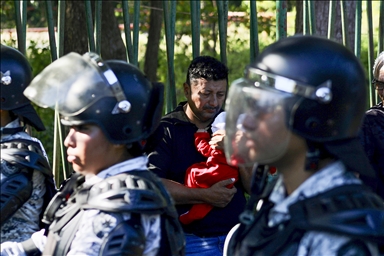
{"left": 27, "top": 40, "right": 52, "bottom": 76}
{"left": 0, "top": 0, "right": 16, "bottom": 29}
{"left": 0, "top": 0, "right": 55, "bottom": 29}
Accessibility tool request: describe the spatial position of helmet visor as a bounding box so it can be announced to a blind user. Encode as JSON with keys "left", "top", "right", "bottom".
{"left": 224, "top": 78, "right": 293, "bottom": 167}
{"left": 23, "top": 52, "right": 115, "bottom": 116}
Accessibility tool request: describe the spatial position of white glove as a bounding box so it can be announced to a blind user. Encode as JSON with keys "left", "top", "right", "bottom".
{"left": 0, "top": 242, "right": 26, "bottom": 256}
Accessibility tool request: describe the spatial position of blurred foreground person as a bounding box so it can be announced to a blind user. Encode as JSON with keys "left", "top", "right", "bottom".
{"left": 1, "top": 45, "right": 56, "bottom": 242}
{"left": 1, "top": 52, "right": 184, "bottom": 255}
{"left": 223, "top": 36, "right": 384, "bottom": 256}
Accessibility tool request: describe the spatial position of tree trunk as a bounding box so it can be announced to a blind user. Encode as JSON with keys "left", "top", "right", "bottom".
{"left": 294, "top": 1, "right": 356, "bottom": 51}
{"left": 64, "top": 1, "right": 88, "bottom": 55}
{"left": 295, "top": 0, "right": 303, "bottom": 34}
{"left": 64, "top": 1, "right": 126, "bottom": 60}
{"left": 144, "top": 0, "right": 163, "bottom": 82}
{"left": 100, "top": 1, "right": 126, "bottom": 61}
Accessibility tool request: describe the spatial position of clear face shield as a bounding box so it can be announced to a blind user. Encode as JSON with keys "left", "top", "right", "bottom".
{"left": 23, "top": 52, "right": 130, "bottom": 117}
{"left": 224, "top": 67, "right": 332, "bottom": 167}
{"left": 224, "top": 79, "right": 292, "bottom": 167}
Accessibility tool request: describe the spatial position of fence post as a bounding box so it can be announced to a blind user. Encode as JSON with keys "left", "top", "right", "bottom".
{"left": 45, "top": 0, "right": 58, "bottom": 61}
{"left": 14, "top": 0, "right": 26, "bottom": 54}
{"left": 367, "top": 1, "right": 375, "bottom": 107}
{"left": 276, "top": 0, "right": 287, "bottom": 40}
{"left": 379, "top": 1, "right": 384, "bottom": 53}
{"left": 95, "top": 1, "right": 102, "bottom": 55}
{"left": 85, "top": 0, "right": 96, "bottom": 52}
{"left": 163, "top": 0, "right": 177, "bottom": 113}
{"left": 340, "top": 1, "right": 349, "bottom": 49}
{"left": 250, "top": 1, "right": 259, "bottom": 63}
{"left": 354, "top": 1, "right": 362, "bottom": 58}
{"left": 190, "top": 1, "right": 201, "bottom": 59}
{"left": 217, "top": 0, "right": 228, "bottom": 65}
{"left": 327, "top": 0, "right": 336, "bottom": 39}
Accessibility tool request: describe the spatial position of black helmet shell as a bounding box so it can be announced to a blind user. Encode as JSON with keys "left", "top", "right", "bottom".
{"left": 252, "top": 35, "right": 367, "bottom": 142}
{"left": 61, "top": 60, "right": 164, "bottom": 145}
{"left": 1, "top": 44, "right": 45, "bottom": 131}
{"left": 1, "top": 44, "right": 32, "bottom": 110}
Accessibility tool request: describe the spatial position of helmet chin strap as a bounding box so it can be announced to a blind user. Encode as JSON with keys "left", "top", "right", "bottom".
{"left": 305, "top": 141, "right": 321, "bottom": 171}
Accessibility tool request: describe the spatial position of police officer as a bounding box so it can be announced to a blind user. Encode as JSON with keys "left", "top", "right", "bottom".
{"left": 223, "top": 36, "right": 384, "bottom": 255}
{"left": 1, "top": 45, "right": 56, "bottom": 242}
{"left": 1, "top": 52, "right": 184, "bottom": 255}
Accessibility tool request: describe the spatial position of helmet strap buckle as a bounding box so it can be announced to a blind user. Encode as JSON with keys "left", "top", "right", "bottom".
{"left": 305, "top": 142, "right": 320, "bottom": 171}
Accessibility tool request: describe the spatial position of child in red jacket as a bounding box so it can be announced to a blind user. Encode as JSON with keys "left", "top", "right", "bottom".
{"left": 180, "top": 112, "right": 239, "bottom": 224}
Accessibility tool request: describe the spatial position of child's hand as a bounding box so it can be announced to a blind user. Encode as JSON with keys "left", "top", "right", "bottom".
{"left": 209, "top": 130, "right": 225, "bottom": 150}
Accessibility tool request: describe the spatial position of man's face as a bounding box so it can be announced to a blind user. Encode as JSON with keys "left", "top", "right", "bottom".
{"left": 64, "top": 124, "right": 121, "bottom": 176}
{"left": 184, "top": 78, "right": 227, "bottom": 122}
{"left": 375, "top": 68, "right": 384, "bottom": 102}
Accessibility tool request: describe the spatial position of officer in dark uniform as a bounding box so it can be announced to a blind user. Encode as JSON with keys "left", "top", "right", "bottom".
{"left": 223, "top": 36, "right": 384, "bottom": 255}
{"left": 1, "top": 44, "right": 56, "bottom": 242}
{"left": 1, "top": 52, "right": 185, "bottom": 256}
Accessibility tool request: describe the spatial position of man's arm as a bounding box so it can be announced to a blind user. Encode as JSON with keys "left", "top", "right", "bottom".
{"left": 161, "top": 178, "right": 236, "bottom": 208}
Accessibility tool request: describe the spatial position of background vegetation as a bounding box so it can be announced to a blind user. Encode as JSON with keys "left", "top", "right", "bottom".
{"left": 1, "top": 1, "right": 381, "bottom": 182}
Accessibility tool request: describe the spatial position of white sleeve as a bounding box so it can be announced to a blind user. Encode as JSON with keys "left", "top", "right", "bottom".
{"left": 30, "top": 229, "right": 47, "bottom": 252}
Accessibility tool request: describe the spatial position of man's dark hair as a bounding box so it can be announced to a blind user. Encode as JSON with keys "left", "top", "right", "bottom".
{"left": 185, "top": 55, "right": 228, "bottom": 85}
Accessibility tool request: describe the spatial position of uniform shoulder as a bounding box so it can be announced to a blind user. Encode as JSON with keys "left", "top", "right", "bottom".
{"left": 79, "top": 172, "right": 169, "bottom": 214}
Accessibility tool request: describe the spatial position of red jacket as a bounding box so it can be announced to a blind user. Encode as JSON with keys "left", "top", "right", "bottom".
{"left": 184, "top": 132, "right": 239, "bottom": 189}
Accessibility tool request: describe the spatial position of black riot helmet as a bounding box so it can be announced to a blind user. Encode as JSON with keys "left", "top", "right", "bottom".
{"left": 224, "top": 35, "right": 373, "bottom": 175}
{"left": 1, "top": 44, "right": 45, "bottom": 131}
{"left": 24, "top": 52, "right": 164, "bottom": 145}
{"left": 250, "top": 36, "right": 366, "bottom": 141}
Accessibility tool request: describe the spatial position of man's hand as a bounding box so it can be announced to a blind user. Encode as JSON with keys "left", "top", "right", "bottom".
{"left": 204, "top": 178, "right": 237, "bottom": 208}
{"left": 162, "top": 178, "right": 236, "bottom": 207}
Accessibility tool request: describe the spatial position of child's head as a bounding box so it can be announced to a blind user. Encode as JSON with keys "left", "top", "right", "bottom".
{"left": 212, "top": 112, "right": 226, "bottom": 133}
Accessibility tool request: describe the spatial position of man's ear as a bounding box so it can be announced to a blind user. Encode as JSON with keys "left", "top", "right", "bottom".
{"left": 183, "top": 82, "right": 190, "bottom": 96}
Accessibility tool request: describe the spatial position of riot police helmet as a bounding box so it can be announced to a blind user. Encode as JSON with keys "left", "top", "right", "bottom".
{"left": 24, "top": 52, "right": 164, "bottom": 145}
{"left": 1, "top": 44, "right": 45, "bottom": 131}
{"left": 224, "top": 35, "right": 373, "bottom": 175}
